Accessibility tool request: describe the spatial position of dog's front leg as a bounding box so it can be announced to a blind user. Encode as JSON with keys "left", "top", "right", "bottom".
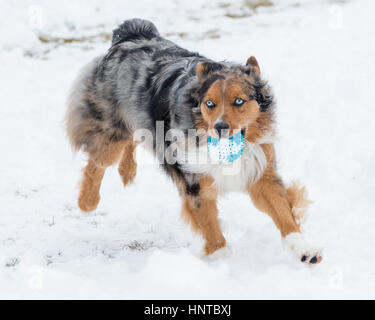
{"left": 181, "top": 176, "right": 226, "bottom": 256}
{"left": 247, "top": 146, "right": 322, "bottom": 264}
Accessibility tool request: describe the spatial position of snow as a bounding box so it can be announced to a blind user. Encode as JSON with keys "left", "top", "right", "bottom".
{"left": 1, "top": 0, "right": 375, "bottom": 299}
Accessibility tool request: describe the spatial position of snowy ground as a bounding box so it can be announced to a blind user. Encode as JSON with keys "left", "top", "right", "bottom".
{"left": 1, "top": 0, "right": 375, "bottom": 299}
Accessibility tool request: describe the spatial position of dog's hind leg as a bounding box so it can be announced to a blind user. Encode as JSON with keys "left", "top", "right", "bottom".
{"left": 181, "top": 176, "right": 226, "bottom": 256}
{"left": 78, "top": 140, "right": 124, "bottom": 212}
{"left": 118, "top": 139, "right": 137, "bottom": 188}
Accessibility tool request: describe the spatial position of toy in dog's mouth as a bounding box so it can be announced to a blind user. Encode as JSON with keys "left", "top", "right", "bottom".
{"left": 207, "top": 131, "right": 245, "bottom": 164}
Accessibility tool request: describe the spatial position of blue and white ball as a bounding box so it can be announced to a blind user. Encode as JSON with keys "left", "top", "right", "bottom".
{"left": 207, "top": 132, "right": 245, "bottom": 164}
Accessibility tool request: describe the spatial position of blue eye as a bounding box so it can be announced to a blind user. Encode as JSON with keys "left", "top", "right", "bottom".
{"left": 234, "top": 98, "right": 245, "bottom": 106}
{"left": 205, "top": 100, "right": 215, "bottom": 108}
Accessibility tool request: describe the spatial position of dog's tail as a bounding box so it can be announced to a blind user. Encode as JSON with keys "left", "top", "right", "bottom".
{"left": 286, "top": 181, "right": 312, "bottom": 226}
{"left": 112, "top": 19, "right": 160, "bottom": 46}
{"left": 65, "top": 57, "right": 103, "bottom": 153}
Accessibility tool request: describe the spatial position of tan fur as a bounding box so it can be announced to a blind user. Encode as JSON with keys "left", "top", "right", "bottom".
{"left": 246, "top": 56, "right": 261, "bottom": 76}
{"left": 118, "top": 140, "right": 137, "bottom": 188}
{"left": 79, "top": 160, "right": 106, "bottom": 212}
{"left": 78, "top": 141, "right": 124, "bottom": 212}
{"left": 286, "top": 181, "right": 312, "bottom": 226}
{"left": 247, "top": 144, "right": 300, "bottom": 237}
{"left": 78, "top": 139, "right": 137, "bottom": 212}
{"left": 181, "top": 176, "right": 226, "bottom": 255}
{"left": 245, "top": 109, "right": 274, "bottom": 143}
{"left": 196, "top": 62, "right": 208, "bottom": 81}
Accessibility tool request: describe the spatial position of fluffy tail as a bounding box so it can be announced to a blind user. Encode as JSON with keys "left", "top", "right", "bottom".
{"left": 286, "top": 181, "right": 312, "bottom": 226}
{"left": 112, "top": 19, "right": 160, "bottom": 45}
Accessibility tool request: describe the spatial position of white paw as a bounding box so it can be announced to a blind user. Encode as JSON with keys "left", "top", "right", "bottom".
{"left": 283, "top": 233, "right": 323, "bottom": 265}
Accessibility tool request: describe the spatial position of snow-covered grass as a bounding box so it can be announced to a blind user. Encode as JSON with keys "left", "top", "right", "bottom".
{"left": 0, "top": 0, "right": 374, "bottom": 299}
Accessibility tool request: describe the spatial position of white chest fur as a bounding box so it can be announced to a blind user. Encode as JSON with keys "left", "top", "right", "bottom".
{"left": 180, "top": 142, "right": 268, "bottom": 192}
{"left": 206, "top": 142, "right": 267, "bottom": 191}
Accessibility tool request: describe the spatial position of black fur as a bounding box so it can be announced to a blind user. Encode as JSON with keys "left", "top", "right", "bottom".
{"left": 186, "top": 183, "right": 200, "bottom": 196}
{"left": 197, "top": 74, "right": 226, "bottom": 101}
{"left": 112, "top": 19, "right": 160, "bottom": 45}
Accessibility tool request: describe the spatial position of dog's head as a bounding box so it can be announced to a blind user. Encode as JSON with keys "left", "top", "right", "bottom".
{"left": 195, "top": 57, "right": 274, "bottom": 142}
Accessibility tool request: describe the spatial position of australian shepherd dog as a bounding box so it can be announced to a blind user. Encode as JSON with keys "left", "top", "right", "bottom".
{"left": 66, "top": 19, "right": 322, "bottom": 264}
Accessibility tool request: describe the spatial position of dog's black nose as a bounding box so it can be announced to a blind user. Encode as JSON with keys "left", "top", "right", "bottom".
{"left": 214, "top": 122, "right": 230, "bottom": 137}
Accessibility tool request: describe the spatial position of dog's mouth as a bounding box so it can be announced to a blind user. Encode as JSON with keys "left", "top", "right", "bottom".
{"left": 241, "top": 128, "right": 246, "bottom": 137}
{"left": 210, "top": 128, "right": 247, "bottom": 139}
{"left": 213, "top": 129, "right": 230, "bottom": 139}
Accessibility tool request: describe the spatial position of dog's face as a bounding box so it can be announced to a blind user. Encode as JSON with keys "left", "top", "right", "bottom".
{"left": 196, "top": 57, "right": 274, "bottom": 142}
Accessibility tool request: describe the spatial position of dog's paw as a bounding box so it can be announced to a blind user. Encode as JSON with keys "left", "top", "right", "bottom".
{"left": 283, "top": 233, "right": 323, "bottom": 265}
{"left": 118, "top": 163, "right": 137, "bottom": 188}
{"left": 204, "top": 238, "right": 227, "bottom": 257}
{"left": 78, "top": 190, "right": 100, "bottom": 212}
{"left": 205, "top": 246, "right": 232, "bottom": 261}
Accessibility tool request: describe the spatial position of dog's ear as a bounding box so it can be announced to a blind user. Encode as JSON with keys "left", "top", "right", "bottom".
{"left": 196, "top": 62, "right": 223, "bottom": 81}
{"left": 246, "top": 56, "right": 261, "bottom": 76}
{"left": 196, "top": 62, "right": 207, "bottom": 81}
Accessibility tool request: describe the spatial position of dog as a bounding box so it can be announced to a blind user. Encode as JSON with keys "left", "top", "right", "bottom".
{"left": 66, "top": 19, "right": 322, "bottom": 264}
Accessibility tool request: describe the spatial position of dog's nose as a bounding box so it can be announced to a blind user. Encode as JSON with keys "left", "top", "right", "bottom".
{"left": 214, "top": 122, "right": 230, "bottom": 137}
